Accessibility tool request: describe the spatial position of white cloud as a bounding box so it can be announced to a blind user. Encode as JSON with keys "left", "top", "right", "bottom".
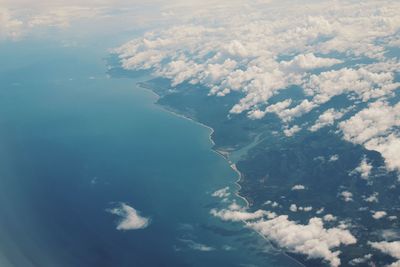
{"left": 0, "top": 8, "right": 23, "bottom": 40}
{"left": 264, "top": 201, "right": 279, "bottom": 208}
{"left": 316, "top": 207, "right": 325, "bottom": 214}
{"left": 115, "top": 1, "right": 400, "bottom": 167}
{"left": 117, "top": 0, "right": 400, "bottom": 127}
{"left": 304, "top": 67, "right": 399, "bottom": 106}
{"left": 272, "top": 100, "right": 317, "bottom": 123}
{"left": 228, "top": 201, "right": 241, "bottom": 211}
{"left": 349, "top": 254, "right": 372, "bottom": 266}
{"left": 364, "top": 192, "right": 379, "bottom": 203}
{"left": 302, "top": 206, "right": 313, "bottom": 212}
{"left": 340, "top": 101, "right": 400, "bottom": 171}
{"left": 211, "top": 202, "right": 356, "bottom": 267}
{"left": 329, "top": 154, "right": 339, "bottom": 162}
{"left": 340, "top": 101, "right": 400, "bottom": 146}
{"left": 211, "top": 186, "right": 230, "bottom": 198}
{"left": 210, "top": 207, "right": 276, "bottom": 221}
{"left": 353, "top": 156, "right": 373, "bottom": 180}
{"left": 291, "top": 184, "right": 306, "bottom": 191}
{"left": 369, "top": 241, "right": 400, "bottom": 266}
{"left": 26, "top": 6, "right": 103, "bottom": 28}
{"left": 324, "top": 214, "right": 337, "bottom": 222}
{"left": 309, "top": 108, "right": 344, "bottom": 132}
{"left": 340, "top": 191, "right": 353, "bottom": 202}
{"left": 283, "top": 125, "right": 301, "bottom": 137}
{"left": 372, "top": 211, "right": 387, "bottom": 220}
{"left": 289, "top": 204, "right": 298, "bottom": 212}
{"left": 271, "top": 201, "right": 279, "bottom": 208}
{"left": 107, "top": 203, "right": 150, "bottom": 230}
{"left": 280, "top": 53, "right": 343, "bottom": 71}
{"left": 248, "top": 215, "right": 356, "bottom": 267}
{"left": 290, "top": 204, "right": 313, "bottom": 212}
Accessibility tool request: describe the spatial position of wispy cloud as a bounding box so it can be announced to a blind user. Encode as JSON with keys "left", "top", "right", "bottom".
{"left": 178, "top": 239, "right": 215, "bottom": 252}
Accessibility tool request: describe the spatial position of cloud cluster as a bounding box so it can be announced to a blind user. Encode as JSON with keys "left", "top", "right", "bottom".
{"left": 117, "top": 1, "right": 400, "bottom": 119}
{"left": 309, "top": 108, "right": 345, "bottom": 132}
{"left": 323, "top": 214, "right": 337, "bottom": 222}
{"left": 116, "top": 0, "right": 400, "bottom": 171}
{"left": 369, "top": 241, "right": 400, "bottom": 266}
{"left": 210, "top": 207, "right": 275, "bottom": 221}
{"left": 349, "top": 254, "right": 372, "bottom": 266}
{"left": 289, "top": 204, "right": 312, "bottom": 212}
{"left": 249, "top": 215, "right": 356, "bottom": 267}
{"left": 211, "top": 203, "right": 356, "bottom": 267}
{"left": 107, "top": 202, "right": 150, "bottom": 230}
{"left": 340, "top": 101, "right": 400, "bottom": 171}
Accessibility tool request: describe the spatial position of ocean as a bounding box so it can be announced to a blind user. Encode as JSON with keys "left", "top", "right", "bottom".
{"left": 0, "top": 38, "right": 299, "bottom": 267}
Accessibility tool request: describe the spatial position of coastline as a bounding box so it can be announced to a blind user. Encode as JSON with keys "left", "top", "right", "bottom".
{"left": 136, "top": 81, "right": 306, "bottom": 267}
{"left": 137, "top": 82, "right": 250, "bottom": 208}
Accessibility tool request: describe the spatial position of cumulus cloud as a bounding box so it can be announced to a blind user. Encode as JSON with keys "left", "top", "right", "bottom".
{"left": 372, "top": 211, "right": 387, "bottom": 220}
{"left": 340, "top": 191, "right": 353, "bottom": 202}
{"left": 369, "top": 241, "right": 400, "bottom": 266}
{"left": 283, "top": 125, "right": 301, "bottom": 137}
{"left": 111, "top": 0, "right": 400, "bottom": 179}
{"left": 323, "top": 214, "right": 337, "bottom": 222}
{"left": 349, "top": 254, "right": 372, "bottom": 266}
{"left": 210, "top": 207, "right": 275, "bottom": 221}
{"left": 289, "top": 204, "right": 313, "bottom": 212}
{"left": 211, "top": 202, "right": 356, "bottom": 267}
{"left": 107, "top": 203, "right": 150, "bottom": 230}
{"left": 302, "top": 206, "right": 313, "bottom": 212}
{"left": 280, "top": 53, "right": 343, "bottom": 71}
{"left": 248, "top": 215, "right": 356, "bottom": 267}
{"left": 115, "top": 1, "right": 400, "bottom": 167}
{"left": 340, "top": 102, "right": 400, "bottom": 171}
{"left": 117, "top": 0, "right": 400, "bottom": 124}
{"left": 364, "top": 192, "right": 379, "bottom": 203}
{"left": 352, "top": 156, "right": 373, "bottom": 180}
{"left": 329, "top": 154, "right": 339, "bottom": 162}
{"left": 309, "top": 108, "right": 344, "bottom": 132}
{"left": 291, "top": 184, "right": 306, "bottom": 191}
{"left": 304, "top": 67, "right": 399, "bottom": 106}
{"left": 289, "top": 204, "right": 298, "bottom": 212}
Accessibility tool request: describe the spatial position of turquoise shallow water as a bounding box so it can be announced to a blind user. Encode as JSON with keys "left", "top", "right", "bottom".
{"left": 0, "top": 39, "right": 298, "bottom": 267}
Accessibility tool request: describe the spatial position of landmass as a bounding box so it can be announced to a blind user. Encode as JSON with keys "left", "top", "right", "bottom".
{"left": 108, "top": 60, "right": 400, "bottom": 267}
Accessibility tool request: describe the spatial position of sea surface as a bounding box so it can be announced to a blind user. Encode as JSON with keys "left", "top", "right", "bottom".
{"left": 0, "top": 38, "right": 300, "bottom": 267}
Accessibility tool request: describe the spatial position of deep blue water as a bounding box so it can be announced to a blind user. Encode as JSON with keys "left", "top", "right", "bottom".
{"left": 0, "top": 39, "right": 298, "bottom": 267}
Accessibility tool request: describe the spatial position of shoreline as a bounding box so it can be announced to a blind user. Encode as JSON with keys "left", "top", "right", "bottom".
{"left": 136, "top": 81, "right": 305, "bottom": 267}
{"left": 137, "top": 82, "right": 250, "bottom": 207}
